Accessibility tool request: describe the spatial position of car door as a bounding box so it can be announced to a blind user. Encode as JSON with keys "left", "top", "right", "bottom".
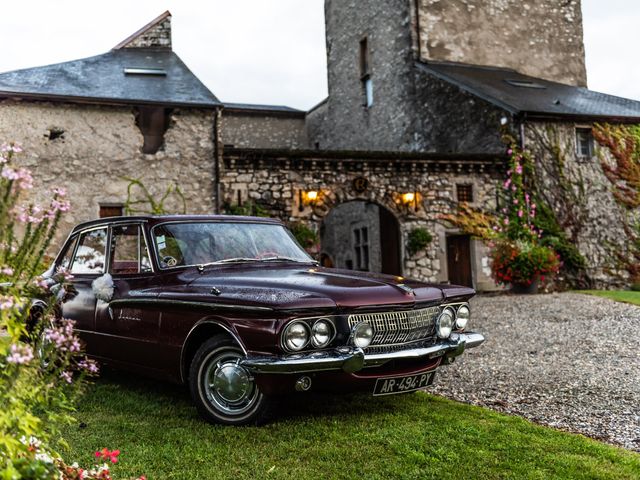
{"left": 93, "top": 223, "right": 161, "bottom": 368}
{"left": 60, "top": 226, "right": 109, "bottom": 356}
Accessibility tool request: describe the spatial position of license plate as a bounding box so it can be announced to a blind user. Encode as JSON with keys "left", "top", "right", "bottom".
{"left": 373, "top": 371, "right": 435, "bottom": 396}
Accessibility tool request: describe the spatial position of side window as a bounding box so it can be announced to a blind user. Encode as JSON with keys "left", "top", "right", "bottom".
{"left": 110, "top": 225, "right": 152, "bottom": 275}
{"left": 71, "top": 228, "right": 108, "bottom": 274}
{"left": 57, "top": 235, "right": 78, "bottom": 270}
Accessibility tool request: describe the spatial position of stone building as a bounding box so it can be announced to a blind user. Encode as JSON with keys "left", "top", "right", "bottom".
{"left": 1, "top": 4, "right": 639, "bottom": 289}
{"left": 0, "top": 12, "right": 220, "bottom": 244}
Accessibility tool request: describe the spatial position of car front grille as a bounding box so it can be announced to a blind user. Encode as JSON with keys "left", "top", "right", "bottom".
{"left": 347, "top": 306, "right": 440, "bottom": 348}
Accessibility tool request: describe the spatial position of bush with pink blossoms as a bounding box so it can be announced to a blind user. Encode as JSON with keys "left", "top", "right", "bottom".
{"left": 0, "top": 142, "right": 146, "bottom": 479}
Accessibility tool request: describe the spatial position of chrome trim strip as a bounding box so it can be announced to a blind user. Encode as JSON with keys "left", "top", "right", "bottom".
{"left": 241, "top": 332, "right": 485, "bottom": 374}
{"left": 107, "top": 298, "right": 274, "bottom": 313}
{"left": 179, "top": 320, "right": 248, "bottom": 383}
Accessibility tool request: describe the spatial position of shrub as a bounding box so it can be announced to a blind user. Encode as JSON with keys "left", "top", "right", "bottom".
{"left": 407, "top": 228, "right": 433, "bottom": 256}
{"left": 0, "top": 142, "right": 147, "bottom": 479}
{"left": 222, "top": 200, "right": 268, "bottom": 217}
{"left": 289, "top": 221, "right": 318, "bottom": 251}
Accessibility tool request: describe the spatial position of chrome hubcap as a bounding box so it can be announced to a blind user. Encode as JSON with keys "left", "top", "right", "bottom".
{"left": 211, "top": 361, "right": 251, "bottom": 403}
{"left": 202, "top": 349, "right": 259, "bottom": 416}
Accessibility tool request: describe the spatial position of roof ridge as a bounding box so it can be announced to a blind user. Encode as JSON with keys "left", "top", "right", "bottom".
{"left": 112, "top": 11, "right": 172, "bottom": 50}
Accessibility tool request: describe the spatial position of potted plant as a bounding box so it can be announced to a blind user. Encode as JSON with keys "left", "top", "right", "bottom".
{"left": 490, "top": 240, "right": 560, "bottom": 293}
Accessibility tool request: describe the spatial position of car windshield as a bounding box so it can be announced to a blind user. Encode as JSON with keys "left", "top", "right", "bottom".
{"left": 152, "top": 221, "right": 315, "bottom": 269}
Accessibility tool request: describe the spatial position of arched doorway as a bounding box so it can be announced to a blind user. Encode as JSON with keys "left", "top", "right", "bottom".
{"left": 320, "top": 201, "right": 402, "bottom": 275}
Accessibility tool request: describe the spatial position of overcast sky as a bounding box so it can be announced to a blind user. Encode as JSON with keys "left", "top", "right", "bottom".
{"left": 0, "top": 0, "right": 637, "bottom": 110}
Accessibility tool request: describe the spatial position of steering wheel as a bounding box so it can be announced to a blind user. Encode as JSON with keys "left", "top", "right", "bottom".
{"left": 162, "top": 255, "right": 178, "bottom": 267}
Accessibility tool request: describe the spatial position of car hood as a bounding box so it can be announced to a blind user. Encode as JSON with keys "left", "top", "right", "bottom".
{"left": 153, "top": 264, "right": 473, "bottom": 312}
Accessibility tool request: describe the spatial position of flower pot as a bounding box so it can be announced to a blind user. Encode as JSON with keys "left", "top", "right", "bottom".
{"left": 511, "top": 276, "right": 539, "bottom": 294}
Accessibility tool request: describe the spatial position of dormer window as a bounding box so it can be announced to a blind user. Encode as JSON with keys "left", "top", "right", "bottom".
{"left": 124, "top": 67, "right": 167, "bottom": 76}
{"left": 359, "top": 36, "right": 373, "bottom": 107}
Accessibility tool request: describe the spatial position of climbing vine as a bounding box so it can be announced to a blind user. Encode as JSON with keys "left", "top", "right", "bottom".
{"left": 592, "top": 123, "right": 640, "bottom": 283}
{"left": 123, "top": 177, "right": 186, "bottom": 215}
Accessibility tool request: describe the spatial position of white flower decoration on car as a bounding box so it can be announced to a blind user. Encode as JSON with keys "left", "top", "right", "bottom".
{"left": 92, "top": 273, "right": 114, "bottom": 302}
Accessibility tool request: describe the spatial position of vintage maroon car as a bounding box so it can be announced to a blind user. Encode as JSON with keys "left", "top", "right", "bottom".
{"left": 44, "top": 215, "right": 484, "bottom": 425}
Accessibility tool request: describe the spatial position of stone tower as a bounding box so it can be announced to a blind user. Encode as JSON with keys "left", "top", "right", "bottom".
{"left": 307, "top": 0, "right": 588, "bottom": 151}
{"left": 413, "top": 0, "right": 587, "bottom": 87}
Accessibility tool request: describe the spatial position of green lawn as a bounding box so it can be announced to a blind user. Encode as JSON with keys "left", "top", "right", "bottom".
{"left": 59, "top": 372, "right": 640, "bottom": 480}
{"left": 577, "top": 290, "right": 640, "bottom": 306}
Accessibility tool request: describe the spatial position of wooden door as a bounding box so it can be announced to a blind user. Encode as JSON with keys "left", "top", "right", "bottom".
{"left": 379, "top": 206, "right": 402, "bottom": 276}
{"left": 446, "top": 235, "right": 473, "bottom": 287}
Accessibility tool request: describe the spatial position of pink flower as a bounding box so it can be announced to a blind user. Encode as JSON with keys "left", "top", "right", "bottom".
{"left": 60, "top": 371, "right": 73, "bottom": 384}
{"left": 78, "top": 358, "right": 100, "bottom": 374}
{"left": 6, "top": 344, "right": 34, "bottom": 365}
{"left": 503, "top": 218, "right": 509, "bottom": 225}
{"left": 518, "top": 210, "right": 524, "bottom": 218}
{"left": 53, "top": 187, "right": 67, "bottom": 197}
{"left": 1, "top": 267, "right": 13, "bottom": 276}
{"left": 507, "top": 149, "right": 513, "bottom": 155}
{"left": 0, "top": 296, "right": 15, "bottom": 310}
{"left": 503, "top": 179, "right": 511, "bottom": 189}
{"left": 515, "top": 164, "right": 523, "bottom": 175}
{"left": 513, "top": 198, "right": 519, "bottom": 205}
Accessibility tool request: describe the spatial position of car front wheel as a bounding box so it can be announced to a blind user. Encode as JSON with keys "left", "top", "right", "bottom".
{"left": 189, "top": 334, "right": 273, "bottom": 426}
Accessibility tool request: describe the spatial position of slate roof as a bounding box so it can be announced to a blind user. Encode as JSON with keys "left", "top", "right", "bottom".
{"left": 418, "top": 62, "right": 640, "bottom": 122}
{"left": 224, "top": 102, "right": 303, "bottom": 113}
{"left": 0, "top": 48, "right": 220, "bottom": 108}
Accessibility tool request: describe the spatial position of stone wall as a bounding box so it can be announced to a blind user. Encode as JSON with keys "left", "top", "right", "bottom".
{"left": 0, "top": 100, "right": 215, "bottom": 250}
{"left": 524, "top": 121, "right": 630, "bottom": 287}
{"left": 221, "top": 111, "right": 307, "bottom": 149}
{"left": 222, "top": 149, "right": 503, "bottom": 286}
{"left": 414, "top": 0, "right": 587, "bottom": 87}
{"left": 120, "top": 15, "right": 172, "bottom": 49}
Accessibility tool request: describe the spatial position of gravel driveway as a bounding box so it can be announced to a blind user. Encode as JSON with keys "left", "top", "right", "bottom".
{"left": 432, "top": 292, "right": 640, "bottom": 452}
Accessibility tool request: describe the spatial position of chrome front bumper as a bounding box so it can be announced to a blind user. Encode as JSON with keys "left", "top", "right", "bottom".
{"left": 240, "top": 332, "right": 485, "bottom": 374}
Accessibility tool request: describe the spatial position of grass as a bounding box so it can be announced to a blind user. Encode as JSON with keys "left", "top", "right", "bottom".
{"left": 576, "top": 290, "right": 640, "bottom": 306}
{"left": 59, "top": 371, "right": 640, "bottom": 480}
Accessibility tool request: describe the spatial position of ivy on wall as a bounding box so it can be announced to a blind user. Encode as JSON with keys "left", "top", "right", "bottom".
{"left": 593, "top": 123, "right": 640, "bottom": 283}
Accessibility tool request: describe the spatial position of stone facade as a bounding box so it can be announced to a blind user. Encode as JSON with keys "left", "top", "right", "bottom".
{"left": 321, "top": 201, "right": 383, "bottom": 272}
{"left": 523, "top": 121, "right": 630, "bottom": 287}
{"left": 0, "top": 100, "right": 215, "bottom": 248}
{"left": 221, "top": 149, "right": 502, "bottom": 284}
{"left": 117, "top": 13, "right": 172, "bottom": 49}
{"left": 221, "top": 110, "right": 306, "bottom": 149}
{"left": 413, "top": 0, "right": 587, "bottom": 87}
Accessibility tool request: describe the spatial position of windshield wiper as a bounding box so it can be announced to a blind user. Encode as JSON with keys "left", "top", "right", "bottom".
{"left": 258, "top": 256, "right": 318, "bottom": 264}
{"left": 207, "top": 257, "right": 259, "bottom": 265}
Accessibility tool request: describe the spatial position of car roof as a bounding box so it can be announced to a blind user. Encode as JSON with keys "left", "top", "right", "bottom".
{"left": 70, "top": 214, "right": 284, "bottom": 233}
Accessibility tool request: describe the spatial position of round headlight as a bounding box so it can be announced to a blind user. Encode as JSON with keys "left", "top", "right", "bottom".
{"left": 437, "top": 308, "right": 455, "bottom": 339}
{"left": 283, "top": 322, "right": 309, "bottom": 351}
{"left": 456, "top": 305, "right": 470, "bottom": 330}
{"left": 311, "top": 319, "right": 333, "bottom": 348}
{"left": 352, "top": 322, "right": 373, "bottom": 348}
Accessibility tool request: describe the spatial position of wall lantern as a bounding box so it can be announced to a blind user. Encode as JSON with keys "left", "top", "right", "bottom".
{"left": 396, "top": 191, "right": 422, "bottom": 212}
{"left": 299, "top": 189, "right": 321, "bottom": 211}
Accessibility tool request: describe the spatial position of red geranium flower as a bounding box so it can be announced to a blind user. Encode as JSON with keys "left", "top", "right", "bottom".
{"left": 95, "top": 447, "right": 120, "bottom": 464}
